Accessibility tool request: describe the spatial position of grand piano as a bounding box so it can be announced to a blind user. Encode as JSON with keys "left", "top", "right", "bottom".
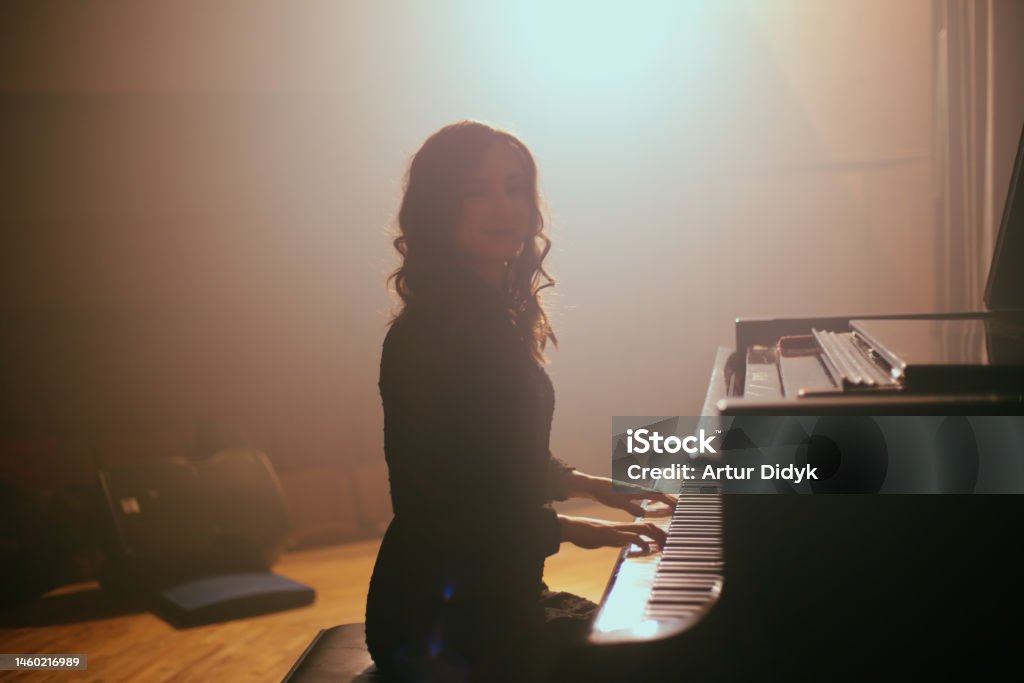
{"left": 583, "top": 124, "right": 1024, "bottom": 678}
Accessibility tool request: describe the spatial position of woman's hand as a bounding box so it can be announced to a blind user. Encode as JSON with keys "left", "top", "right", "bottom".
{"left": 562, "top": 470, "right": 677, "bottom": 518}
{"left": 558, "top": 515, "right": 668, "bottom": 554}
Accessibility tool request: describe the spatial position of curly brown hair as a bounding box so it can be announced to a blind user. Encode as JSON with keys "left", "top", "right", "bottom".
{"left": 388, "top": 121, "right": 557, "bottom": 362}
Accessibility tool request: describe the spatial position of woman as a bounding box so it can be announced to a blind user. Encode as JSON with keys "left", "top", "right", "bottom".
{"left": 366, "top": 121, "right": 673, "bottom": 682}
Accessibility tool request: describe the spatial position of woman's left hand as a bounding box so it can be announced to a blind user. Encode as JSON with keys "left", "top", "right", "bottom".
{"left": 563, "top": 471, "right": 677, "bottom": 518}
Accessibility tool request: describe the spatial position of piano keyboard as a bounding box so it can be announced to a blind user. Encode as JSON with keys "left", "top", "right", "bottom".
{"left": 588, "top": 484, "right": 724, "bottom": 644}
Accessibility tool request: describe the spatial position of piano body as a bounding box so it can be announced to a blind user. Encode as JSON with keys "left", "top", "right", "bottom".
{"left": 582, "top": 126, "right": 1024, "bottom": 678}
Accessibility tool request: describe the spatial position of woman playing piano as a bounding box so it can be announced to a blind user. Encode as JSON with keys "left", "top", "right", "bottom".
{"left": 365, "top": 121, "right": 673, "bottom": 682}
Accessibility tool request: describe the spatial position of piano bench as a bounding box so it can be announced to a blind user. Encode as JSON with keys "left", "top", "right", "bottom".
{"left": 282, "top": 623, "right": 387, "bottom": 682}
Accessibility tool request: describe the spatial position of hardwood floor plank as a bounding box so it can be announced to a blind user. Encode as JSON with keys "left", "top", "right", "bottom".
{"left": 0, "top": 502, "right": 627, "bottom": 681}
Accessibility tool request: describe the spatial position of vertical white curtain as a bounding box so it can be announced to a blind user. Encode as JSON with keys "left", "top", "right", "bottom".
{"left": 933, "top": 0, "right": 1024, "bottom": 311}
{"left": 933, "top": 0, "right": 995, "bottom": 312}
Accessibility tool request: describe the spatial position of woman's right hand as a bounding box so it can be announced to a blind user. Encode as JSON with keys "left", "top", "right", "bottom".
{"left": 558, "top": 515, "right": 667, "bottom": 554}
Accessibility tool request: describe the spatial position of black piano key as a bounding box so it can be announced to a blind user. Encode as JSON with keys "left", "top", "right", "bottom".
{"left": 660, "top": 557, "right": 723, "bottom": 564}
{"left": 651, "top": 584, "right": 716, "bottom": 593}
{"left": 650, "top": 589, "right": 714, "bottom": 599}
{"left": 664, "top": 541, "right": 719, "bottom": 548}
{"left": 670, "top": 520, "right": 721, "bottom": 525}
{"left": 660, "top": 549, "right": 722, "bottom": 557}
{"left": 666, "top": 521, "right": 721, "bottom": 525}
{"left": 658, "top": 557, "right": 724, "bottom": 565}
{"left": 648, "top": 597, "right": 709, "bottom": 606}
{"left": 652, "top": 572, "right": 718, "bottom": 581}
{"left": 665, "top": 535, "right": 719, "bottom": 540}
{"left": 667, "top": 520, "right": 721, "bottom": 524}
{"left": 651, "top": 581, "right": 716, "bottom": 590}
{"left": 671, "top": 514, "right": 722, "bottom": 518}
{"left": 665, "top": 534, "right": 721, "bottom": 540}
{"left": 659, "top": 556, "right": 719, "bottom": 565}
{"left": 652, "top": 573, "right": 718, "bottom": 583}
{"left": 644, "top": 613, "right": 699, "bottom": 622}
{"left": 664, "top": 535, "right": 720, "bottom": 541}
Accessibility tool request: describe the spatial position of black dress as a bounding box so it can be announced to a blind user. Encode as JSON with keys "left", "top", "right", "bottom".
{"left": 365, "top": 268, "right": 590, "bottom": 681}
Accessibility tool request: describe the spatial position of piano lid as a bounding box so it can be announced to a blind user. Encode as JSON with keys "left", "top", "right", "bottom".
{"left": 985, "top": 117, "right": 1024, "bottom": 311}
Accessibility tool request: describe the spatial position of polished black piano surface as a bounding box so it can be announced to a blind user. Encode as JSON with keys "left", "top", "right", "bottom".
{"left": 582, "top": 122, "right": 1024, "bottom": 679}
{"left": 582, "top": 344, "right": 1024, "bottom": 679}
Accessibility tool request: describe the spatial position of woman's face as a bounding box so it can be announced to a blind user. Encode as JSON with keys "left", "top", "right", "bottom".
{"left": 454, "top": 141, "right": 533, "bottom": 266}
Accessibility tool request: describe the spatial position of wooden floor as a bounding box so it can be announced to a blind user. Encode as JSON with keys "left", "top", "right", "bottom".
{"left": 0, "top": 503, "right": 629, "bottom": 682}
